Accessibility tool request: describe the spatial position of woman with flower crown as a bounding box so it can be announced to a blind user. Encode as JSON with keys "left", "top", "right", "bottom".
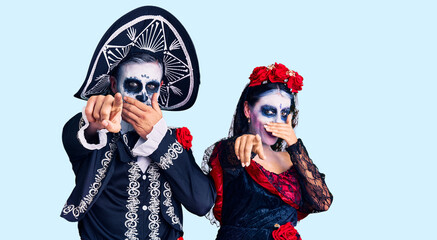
{"left": 202, "top": 63, "right": 333, "bottom": 240}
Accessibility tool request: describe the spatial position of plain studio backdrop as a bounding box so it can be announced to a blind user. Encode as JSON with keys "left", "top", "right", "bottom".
{"left": 1, "top": 1, "right": 435, "bottom": 239}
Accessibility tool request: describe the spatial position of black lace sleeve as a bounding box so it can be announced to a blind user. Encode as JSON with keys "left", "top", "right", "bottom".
{"left": 287, "top": 139, "right": 333, "bottom": 213}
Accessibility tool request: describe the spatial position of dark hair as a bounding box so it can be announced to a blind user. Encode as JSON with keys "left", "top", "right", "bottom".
{"left": 109, "top": 52, "right": 163, "bottom": 81}
{"left": 232, "top": 82, "right": 299, "bottom": 138}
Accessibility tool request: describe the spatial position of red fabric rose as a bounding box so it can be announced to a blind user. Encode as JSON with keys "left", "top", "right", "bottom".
{"left": 269, "top": 63, "right": 290, "bottom": 82}
{"left": 249, "top": 66, "right": 269, "bottom": 86}
{"left": 288, "top": 71, "right": 303, "bottom": 93}
{"left": 272, "top": 222, "right": 301, "bottom": 240}
{"left": 176, "top": 127, "right": 193, "bottom": 150}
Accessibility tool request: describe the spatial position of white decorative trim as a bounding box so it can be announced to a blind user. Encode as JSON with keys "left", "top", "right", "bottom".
{"left": 169, "top": 39, "right": 180, "bottom": 51}
{"left": 147, "top": 164, "right": 161, "bottom": 240}
{"left": 157, "top": 140, "right": 183, "bottom": 170}
{"left": 124, "top": 162, "right": 141, "bottom": 240}
{"left": 135, "top": 21, "right": 164, "bottom": 53}
{"left": 79, "top": 117, "right": 86, "bottom": 129}
{"left": 123, "top": 134, "right": 129, "bottom": 146}
{"left": 62, "top": 137, "right": 118, "bottom": 219}
{"left": 163, "top": 181, "right": 183, "bottom": 230}
{"left": 127, "top": 27, "right": 136, "bottom": 41}
{"left": 201, "top": 142, "right": 216, "bottom": 174}
{"left": 122, "top": 133, "right": 135, "bottom": 157}
{"left": 204, "top": 204, "right": 221, "bottom": 227}
{"left": 77, "top": 107, "right": 109, "bottom": 150}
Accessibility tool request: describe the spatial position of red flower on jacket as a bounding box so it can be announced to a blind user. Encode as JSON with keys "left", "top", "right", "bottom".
{"left": 176, "top": 127, "right": 193, "bottom": 150}
{"left": 272, "top": 222, "right": 301, "bottom": 240}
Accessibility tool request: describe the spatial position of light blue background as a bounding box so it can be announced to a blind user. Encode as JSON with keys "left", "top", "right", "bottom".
{"left": 1, "top": 0, "right": 436, "bottom": 239}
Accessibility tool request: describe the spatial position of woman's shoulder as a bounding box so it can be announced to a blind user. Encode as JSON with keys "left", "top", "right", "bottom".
{"left": 205, "top": 136, "right": 237, "bottom": 153}
{"left": 204, "top": 136, "right": 241, "bottom": 169}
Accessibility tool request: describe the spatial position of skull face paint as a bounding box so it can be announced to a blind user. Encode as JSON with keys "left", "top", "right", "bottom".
{"left": 247, "top": 89, "right": 292, "bottom": 146}
{"left": 116, "top": 61, "right": 162, "bottom": 105}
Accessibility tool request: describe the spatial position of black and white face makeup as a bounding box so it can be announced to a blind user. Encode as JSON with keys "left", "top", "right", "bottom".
{"left": 247, "top": 89, "right": 292, "bottom": 146}
{"left": 116, "top": 61, "right": 162, "bottom": 105}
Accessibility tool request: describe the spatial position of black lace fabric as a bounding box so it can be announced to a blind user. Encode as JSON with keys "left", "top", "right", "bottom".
{"left": 202, "top": 137, "right": 240, "bottom": 173}
{"left": 287, "top": 139, "right": 333, "bottom": 213}
{"left": 219, "top": 137, "right": 241, "bottom": 167}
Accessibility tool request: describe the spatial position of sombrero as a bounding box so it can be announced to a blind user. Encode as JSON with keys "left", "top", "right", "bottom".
{"left": 74, "top": 6, "right": 200, "bottom": 111}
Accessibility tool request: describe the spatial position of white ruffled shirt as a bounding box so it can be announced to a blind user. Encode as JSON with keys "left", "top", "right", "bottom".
{"left": 77, "top": 108, "right": 167, "bottom": 173}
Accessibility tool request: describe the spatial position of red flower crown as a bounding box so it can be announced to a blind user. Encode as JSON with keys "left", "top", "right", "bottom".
{"left": 248, "top": 63, "right": 303, "bottom": 93}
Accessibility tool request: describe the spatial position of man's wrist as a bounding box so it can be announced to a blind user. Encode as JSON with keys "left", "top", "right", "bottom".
{"left": 132, "top": 118, "right": 167, "bottom": 157}
{"left": 84, "top": 125, "right": 100, "bottom": 144}
{"left": 78, "top": 107, "right": 109, "bottom": 150}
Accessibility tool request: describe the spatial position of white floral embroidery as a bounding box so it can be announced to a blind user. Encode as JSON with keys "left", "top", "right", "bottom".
{"left": 157, "top": 140, "right": 183, "bottom": 170}
{"left": 123, "top": 134, "right": 129, "bottom": 146}
{"left": 147, "top": 163, "right": 161, "bottom": 240}
{"left": 163, "top": 181, "right": 183, "bottom": 230}
{"left": 62, "top": 136, "right": 118, "bottom": 219}
{"left": 124, "top": 162, "right": 141, "bottom": 240}
{"left": 122, "top": 133, "right": 135, "bottom": 156}
{"left": 79, "top": 117, "right": 85, "bottom": 129}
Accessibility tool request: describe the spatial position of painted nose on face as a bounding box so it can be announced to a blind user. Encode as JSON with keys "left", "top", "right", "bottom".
{"left": 275, "top": 115, "right": 286, "bottom": 124}
{"left": 136, "top": 92, "right": 148, "bottom": 103}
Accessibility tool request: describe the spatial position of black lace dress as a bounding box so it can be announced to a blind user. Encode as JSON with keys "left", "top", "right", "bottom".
{"left": 203, "top": 138, "right": 333, "bottom": 240}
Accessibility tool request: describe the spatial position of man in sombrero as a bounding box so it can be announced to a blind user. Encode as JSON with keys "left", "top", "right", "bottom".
{"left": 61, "top": 6, "right": 215, "bottom": 240}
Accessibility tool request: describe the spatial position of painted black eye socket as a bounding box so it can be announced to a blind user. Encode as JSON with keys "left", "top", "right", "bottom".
{"left": 124, "top": 79, "right": 142, "bottom": 93}
{"left": 281, "top": 110, "right": 291, "bottom": 117}
{"left": 264, "top": 110, "right": 275, "bottom": 115}
{"left": 261, "top": 105, "right": 277, "bottom": 117}
{"left": 129, "top": 82, "right": 139, "bottom": 88}
{"left": 281, "top": 108, "right": 291, "bottom": 121}
{"left": 146, "top": 82, "right": 160, "bottom": 93}
{"left": 147, "top": 84, "right": 156, "bottom": 90}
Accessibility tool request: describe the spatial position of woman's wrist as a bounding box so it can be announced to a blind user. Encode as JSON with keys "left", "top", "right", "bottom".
{"left": 286, "top": 135, "right": 298, "bottom": 146}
